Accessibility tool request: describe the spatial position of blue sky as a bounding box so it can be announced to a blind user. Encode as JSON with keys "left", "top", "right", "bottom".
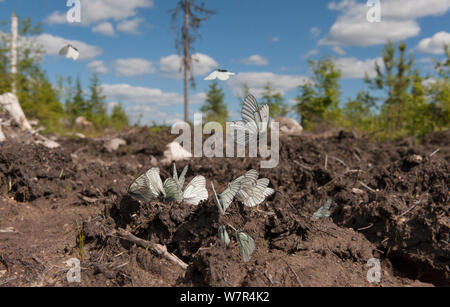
{"left": 0, "top": 0, "right": 449, "bottom": 125}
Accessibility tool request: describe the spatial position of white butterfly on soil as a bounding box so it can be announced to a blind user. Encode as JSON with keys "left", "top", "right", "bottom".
{"left": 128, "top": 165, "right": 208, "bottom": 205}
{"left": 229, "top": 94, "right": 270, "bottom": 145}
{"left": 235, "top": 169, "right": 275, "bottom": 208}
{"left": 218, "top": 224, "right": 230, "bottom": 246}
{"left": 172, "top": 164, "right": 209, "bottom": 206}
{"left": 211, "top": 175, "right": 243, "bottom": 215}
{"left": 58, "top": 44, "right": 80, "bottom": 61}
{"left": 236, "top": 229, "right": 256, "bottom": 263}
{"left": 312, "top": 198, "right": 333, "bottom": 220}
{"left": 204, "top": 69, "right": 235, "bottom": 81}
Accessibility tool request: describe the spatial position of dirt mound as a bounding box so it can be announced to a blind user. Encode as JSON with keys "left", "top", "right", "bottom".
{"left": 0, "top": 128, "right": 448, "bottom": 286}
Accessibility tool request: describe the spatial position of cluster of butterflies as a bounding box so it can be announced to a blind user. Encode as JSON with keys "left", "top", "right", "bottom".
{"left": 128, "top": 165, "right": 274, "bottom": 262}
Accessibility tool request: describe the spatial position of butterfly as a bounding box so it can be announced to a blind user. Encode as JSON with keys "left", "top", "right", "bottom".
{"left": 218, "top": 224, "right": 230, "bottom": 246}
{"left": 235, "top": 229, "right": 256, "bottom": 263}
{"left": 58, "top": 44, "right": 80, "bottom": 61}
{"left": 204, "top": 69, "right": 236, "bottom": 81}
{"left": 312, "top": 198, "right": 333, "bottom": 220}
{"left": 235, "top": 169, "right": 275, "bottom": 208}
{"left": 211, "top": 176, "right": 243, "bottom": 215}
{"left": 229, "top": 94, "right": 270, "bottom": 145}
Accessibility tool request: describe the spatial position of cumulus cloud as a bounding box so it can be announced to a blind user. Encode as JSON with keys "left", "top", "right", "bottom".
{"left": 92, "top": 22, "right": 115, "bottom": 36}
{"left": 334, "top": 57, "right": 382, "bottom": 79}
{"left": 102, "top": 83, "right": 205, "bottom": 124}
{"left": 114, "top": 58, "right": 155, "bottom": 77}
{"left": 227, "top": 72, "right": 310, "bottom": 98}
{"left": 240, "top": 55, "right": 269, "bottom": 66}
{"left": 88, "top": 60, "right": 109, "bottom": 74}
{"left": 35, "top": 33, "right": 103, "bottom": 60}
{"left": 415, "top": 31, "right": 450, "bottom": 54}
{"left": 321, "top": 0, "right": 450, "bottom": 47}
{"left": 159, "top": 53, "right": 219, "bottom": 79}
{"left": 46, "top": 0, "right": 154, "bottom": 25}
{"left": 117, "top": 18, "right": 144, "bottom": 34}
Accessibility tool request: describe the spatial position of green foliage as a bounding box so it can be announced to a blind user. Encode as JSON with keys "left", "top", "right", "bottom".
{"left": 341, "top": 91, "right": 377, "bottom": 132}
{"left": 294, "top": 57, "right": 342, "bottom": 129}
{"left": 200, "top": 80, "right": 228, "bottom": 124}
{"left": 0, "top": 16, "right": 66, "bottom": 130}
{"left": 261, "top": 83, "right": 288, "bottom": 118}
{"left": 111, "top": 103, "right": 130, "bottom": 131}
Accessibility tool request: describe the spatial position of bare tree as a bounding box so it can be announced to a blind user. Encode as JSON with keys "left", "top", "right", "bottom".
{"left": 170, "top": 0, "right": 215, "bottom": 123}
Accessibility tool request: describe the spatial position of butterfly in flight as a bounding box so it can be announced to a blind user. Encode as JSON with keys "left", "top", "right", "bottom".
{"left": 58, "top": 44, "right": 79, "bottom": 61}
{"left": 204, "top": 69, "right": 236, "bottom": 81}
{"left": 229, "top": 94, "right": 270, "bottom": 145}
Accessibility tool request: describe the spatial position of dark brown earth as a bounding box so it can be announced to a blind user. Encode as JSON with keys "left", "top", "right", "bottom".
{"left": 0, "top": 127, "right": 448, "bottom": 287}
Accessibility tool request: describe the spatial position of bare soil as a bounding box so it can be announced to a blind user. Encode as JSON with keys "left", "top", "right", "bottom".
{"left": 0, "top": 128, "right": 448, "bottom": 287}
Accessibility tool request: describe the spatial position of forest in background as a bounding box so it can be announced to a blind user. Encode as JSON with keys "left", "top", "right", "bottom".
{"left": 0, "top": 17, "right": 449, "bottom": 140}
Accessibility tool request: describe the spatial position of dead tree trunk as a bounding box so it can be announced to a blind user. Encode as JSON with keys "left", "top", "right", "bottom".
{"left": 183, "top": 0, "right": 190, "bottom": 123}
{"left": 11, "top": 13, "right": 18, "bottom": 95}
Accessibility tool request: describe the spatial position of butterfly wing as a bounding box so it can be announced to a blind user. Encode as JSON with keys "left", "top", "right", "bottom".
{"left": 204, "top": 70, "right": 218, "bottom": 80}
{"left": 163, "top": 177, "right": 183, "bottom": 203}
{"left": 216, "top": 71, "right": 230, "bottom": 81}
{"left": 128, "top": 172, "right": 157, "bottom": 203}
{"left": 178, "top": 165, "right": 189, "bottom": 188}
{"left": 218, "top": 225, "right": 230, "bottom": 246}
{"left": 219, "top": 178, "right": 242, "bottom": 213}
{"left": 229, "top": 120, "right": 258, "bottom": 145}
{"left": 58, "top": 45, "right": 69, "bottom": 56}
{"left": 66, "top": 45, "right": 80, "bottom": 60}
{"left": 211, "top": 182, "right": 225, "bottom": 215}
{"left": 146, "top": 168, "right": 166, "bottom": 198}
{"left": 236, "top": 230, "right": 256, "bottom": 263}
{"left": 183, "top": 175, "right": 208, "bottom": 206}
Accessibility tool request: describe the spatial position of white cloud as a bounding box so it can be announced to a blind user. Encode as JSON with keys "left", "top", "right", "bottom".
{"left": 92, "top": 22, "right": 115, "bottom": 36}
{"left": 310, "top": 27, "right": 321, "bottom": 38}
{"left": 114, "top": 58, "right": 155, "bottom": 77}
{"left": 321, "top": 0, "right": 450, "bottom": 47}
{"left": 35, "top": 33, "right": 103, "bottom": 60}
{"left": 334, "top": 57, "right": 382, "bottom": 79}
{"left": 240, "top": 55, "right": 269, "bottom": 66}
{"left": 415, "top": 31, "right": 450, "bottom": 54}
{"left": 159, "top": 53, "right": 219, "bottom": 79}
{"left": 227, "top": 72, "right": 310, "bottom": 98}
{"left": 88, "top": 60, "right": 109, "bottom": 74}
{"left": 46, "top": 0, "right": 154, "bottom": 25}
{"left": 117, "top": 18, "right": 144, "bottom": 34}
{"left": 103, "top": 83, "right": 205, "bottom": 106}
{"left": 102, "top": 83, "right": 205, "bottom": 124}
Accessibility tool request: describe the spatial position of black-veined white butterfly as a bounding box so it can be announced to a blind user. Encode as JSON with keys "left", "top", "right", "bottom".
{"left": 312, "top": 198, "right": 333, "bottom": 220}
{"left": 229, "top": 94, "right": 270, "bottom": 145}
{"left": 172, "top": 164, "right": 208, "bottom": 206}
{"left": 204, "top": 69, "right": 235, "bottom": 81}
{"left": 235, "top": 229, "right": 256, "bottom": 263}
{"left": 211, "top": 176, "right": 242, "bottom": 215}
{"left": 235, "top": 169, "right": 275, "bottom": 208}
{"left": 218, "top": 224, "right": 230, "bottom": 246}
{"left": 58, "top": 44, "right": 79, "bottom": 61}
